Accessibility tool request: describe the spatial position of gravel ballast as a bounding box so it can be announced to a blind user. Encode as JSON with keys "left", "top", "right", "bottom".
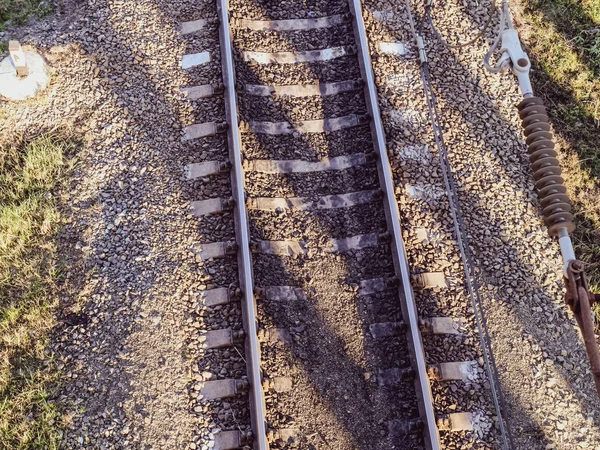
{"left": 2, "top": 0, "right": 600, "bottom": 447}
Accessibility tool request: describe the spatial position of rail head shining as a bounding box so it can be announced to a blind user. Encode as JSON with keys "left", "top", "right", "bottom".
{"left": 347, "top": 0, "right": 441, "bottom": 448}
{"left": 217, "top": 0, "right": 269, "bottom": 448}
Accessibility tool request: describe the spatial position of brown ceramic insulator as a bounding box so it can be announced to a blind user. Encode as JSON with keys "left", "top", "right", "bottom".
{"left": 517, "top": 97, "right": 575, "bottom": 236}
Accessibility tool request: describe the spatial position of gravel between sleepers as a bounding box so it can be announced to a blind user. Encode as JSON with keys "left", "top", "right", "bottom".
{"left": 248, "top": 202, "right": 387, "bottom": 241}
{"left": 233, "top": 25, "right": 355, "bottom": 52}
{"left": 241, "top": 125, "right": 373, "bottom": 160}
{"left": 229, "top": 0, "right": 348, "bottom": 20}
{"left": 238, "top": 91, "right": 367, "bottom": 122}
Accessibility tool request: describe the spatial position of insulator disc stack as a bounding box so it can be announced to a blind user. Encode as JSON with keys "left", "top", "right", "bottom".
{"left": 517, "top": 96, "right": 575, "bottom": 237}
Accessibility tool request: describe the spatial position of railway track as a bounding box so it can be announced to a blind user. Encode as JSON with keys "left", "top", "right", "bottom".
{"left": 178, "top": 0, "right": 513, "bottom": 448}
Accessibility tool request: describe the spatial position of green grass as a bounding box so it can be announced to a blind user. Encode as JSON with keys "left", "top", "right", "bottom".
{"left": 0, "top": 134, "right": 74, "bottom": 449}
{"left": 529, "top": 0, "right": 600, "bottom": 75}
{"left": 518, "top": 0, "right": 600, "bottom": 306}
{"left": 0, "top": 0, "right": 53, "bottom": 31}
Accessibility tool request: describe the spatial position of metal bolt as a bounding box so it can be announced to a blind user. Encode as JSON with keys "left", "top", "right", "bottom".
{"left": 571, "top": 260, "right": 584, "bottom": 272}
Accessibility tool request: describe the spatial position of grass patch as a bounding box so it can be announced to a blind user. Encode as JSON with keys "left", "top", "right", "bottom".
{"left": 517, "top": 0, "right": 600, "bottom": 308}
{"left": 0, "top": 133, "right": 74, "bottom": 449}
{"left": 528, "top": 0, "right": 600, "bottom": 76}
{"left": 0, "top": 0, "right": 53, "bottom": 31}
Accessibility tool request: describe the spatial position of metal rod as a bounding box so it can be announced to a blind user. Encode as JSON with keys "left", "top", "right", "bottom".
{"left": 558, "top": 228, "right": 576, "bottom": 277}
{"left": 565, "top": 261, "right": 600, "bottom": 398}
{"left": 578, "top": 289, "right": 600, "bottom": 395}
{"left": 217, "top": 0, "right": 269, "bottom": 447}
{"left": 515, "top": 70, "right": 533, "bottom": 97}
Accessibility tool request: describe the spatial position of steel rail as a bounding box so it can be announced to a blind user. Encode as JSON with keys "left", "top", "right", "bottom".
{"left": 347, "top": 0, "right": 441, "bottom": 448}
{"left": 217, "top": 0, "right": 269, "bottom": 448}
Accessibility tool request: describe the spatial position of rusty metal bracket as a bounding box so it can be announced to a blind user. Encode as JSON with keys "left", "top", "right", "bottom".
{"left": 564, "top": 260, "right": 600, "bottom": 396}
